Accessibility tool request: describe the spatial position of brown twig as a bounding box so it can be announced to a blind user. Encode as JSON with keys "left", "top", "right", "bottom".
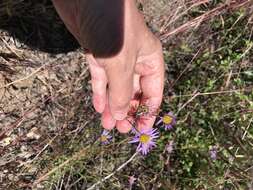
{"left": 171, "top": 87, "right": 252, "bottom": 98}
{"left": 160, "top": 0, "right": 210, "bottom": 33}
{"left": 0, "top": 87, "right": 66, "bottom": 141}
{"left": 32, "top": 145, "right": 92, "bottom": 187}
{"left": 160, "top": 0, "right": 251, "bottom": 40}
{"left": 86, "top": 152, "right": 138, "bottom": 190}
{"left": 170, "top": 47, "right": 202, "bottom": 89}
{"left": 176, "top": 91, "right": 200, "bottom": 115}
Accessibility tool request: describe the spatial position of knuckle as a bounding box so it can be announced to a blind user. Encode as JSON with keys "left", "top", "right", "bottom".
{"left": 110, "top": 91, "right": 131, "bottom": 110}
{"left": 92, "top": 81, "right": 105, "bottom": 93}
{"left": 112, "top": 100, "right": 129, "bottom": 112}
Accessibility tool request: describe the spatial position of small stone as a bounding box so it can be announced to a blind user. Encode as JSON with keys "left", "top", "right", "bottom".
{"left": 0, "top": 137, "right": 12, "bottom": 146}
{"left": 26, "top": 127, "right": 41, "bottom": 140}
{"left": 8, "top": 174, "right": 14, "bottom": 180}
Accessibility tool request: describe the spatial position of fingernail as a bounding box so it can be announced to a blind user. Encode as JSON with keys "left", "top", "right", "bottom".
{"left": 116, "top": 120, "right": 132, "bottom": 133}
{"left": 95, "top": 104, "right": 104, "bottom": 113}
{"left": 102, "top": 116, "right": 116, "bottom": 130}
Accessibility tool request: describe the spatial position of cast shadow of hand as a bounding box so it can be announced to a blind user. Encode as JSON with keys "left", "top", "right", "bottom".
{"left": 0, "top": 0, "right": 80, "bottom": 54}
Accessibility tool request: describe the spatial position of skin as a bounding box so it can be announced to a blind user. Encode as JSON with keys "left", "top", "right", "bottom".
{"left": 52, "top": 0, "right": 165, "bottom": 133}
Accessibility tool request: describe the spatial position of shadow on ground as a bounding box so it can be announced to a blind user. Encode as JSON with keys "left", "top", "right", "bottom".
{"left": 0, "top": 0, "right": 79, "bottom": 54}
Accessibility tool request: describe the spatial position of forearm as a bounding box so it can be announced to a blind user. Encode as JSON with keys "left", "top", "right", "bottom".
{"left": 52, "top": 0, "right": 164, "bottom": 133}
{"left": 52, "top": 0, "right": 144, "bottom": 58}
{"left": 79, "top": 0, "right": 125, "bottom": 57}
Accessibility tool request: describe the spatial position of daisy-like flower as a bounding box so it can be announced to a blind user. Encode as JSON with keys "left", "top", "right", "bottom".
{"left": 209, "top": 146, "right": 218, "bottom": 160}
{"left": 128, "top": 175, "right": 136, "bottom": 189}
{"left": 130, "top": 127, "right": 138, "bottom": 134}
{"left": 129, "top": 128, "right": 159, "bottom": 155}
{"left": 100, "top": 130, "right": 112, "bottom": 145}
{"left": 166, "top": 140, "right": 174, "bottom": 154}
{"left": 156, "top": 112, "right": 176, "bottom": 130}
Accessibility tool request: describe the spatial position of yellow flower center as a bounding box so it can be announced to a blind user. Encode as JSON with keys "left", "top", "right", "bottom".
{"left": 140, "top": 134, "right": 151, "bottom": 144}
{"left": 163, "top": 115, "right": 173, "bottom": 124}
{"left": 100, "top": 135, "right": 108, "bottom": 142}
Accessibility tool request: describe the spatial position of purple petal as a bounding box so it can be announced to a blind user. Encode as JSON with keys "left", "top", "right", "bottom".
{"left": 149, "top": 141, "right": 156, "bottom": 146}
{"left": 165, "top": 124, "right": 173, "bottom": 130}
{"left": 130, "top": 127, "right": 139, "bottom": 134}
{"left": 137, "top": 143, "right": 142, "bottom": 151}
{"left": 129, "top": 138, "right": 140, "bottom": 144}
{"left": 102, "top": 130, "right": 110, "bottom": 136}
{"left": 155, "top": 117, "right": 163, "bottom": 126}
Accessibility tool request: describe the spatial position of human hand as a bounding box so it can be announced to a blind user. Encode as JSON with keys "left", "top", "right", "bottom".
{"left": 52, "top": 0, "right": 164, "bottom": 133}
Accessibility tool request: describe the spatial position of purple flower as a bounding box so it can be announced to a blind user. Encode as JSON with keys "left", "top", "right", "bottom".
{"left": 130, "top": 127, "right": 138, "bottom": 135}
{"left": 100, "top": 130, "right": 112, "bottom": 145}
{"left": 128, "top": 175, "right": 136, "bottom": 189}
{"left": 209, "top": 146, "right": 218, "bottom": 160}
{"left": 156, "top": 112, "right": 176, "bottom": 130}
{"left": 129, "top": 128, "right": 159, "bottom": 155}
{"left": 166, "top": 140, "right": 174, "bottom": 154}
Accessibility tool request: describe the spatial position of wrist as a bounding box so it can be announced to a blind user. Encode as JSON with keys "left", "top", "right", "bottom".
{"left": 124, "top": 0, "right": 159, "bottom": 55}
{"left": 79, "top": 0, "right": 125, "bottom": 58}
{"left": 124, "top": 0, "right": 148, "bottom": 47}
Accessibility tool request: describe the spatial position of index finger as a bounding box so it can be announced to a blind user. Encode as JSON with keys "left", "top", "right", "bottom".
{"left": 104, "top": 56, "right": 135, "bottom": 120}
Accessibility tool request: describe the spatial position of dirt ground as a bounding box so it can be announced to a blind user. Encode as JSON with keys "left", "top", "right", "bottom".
{"left": 0, "top": 1, "right": 93, "bottom": 189}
